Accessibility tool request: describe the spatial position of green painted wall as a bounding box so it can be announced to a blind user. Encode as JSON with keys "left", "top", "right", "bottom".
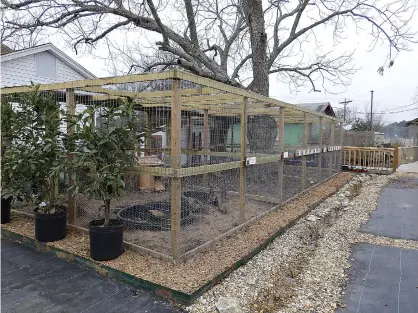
{"left": 225, "top": 122, "right": 324, "bottom": 148}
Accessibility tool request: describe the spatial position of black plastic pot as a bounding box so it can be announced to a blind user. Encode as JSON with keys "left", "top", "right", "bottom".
{"left": 1, "top": 197, "right": 12, "bottom": 224}
{"left": 89, "top": 219, "right": 124, "bottom": 261}
{"left": 34, "top": 207, "right": 67, "bottom": 242}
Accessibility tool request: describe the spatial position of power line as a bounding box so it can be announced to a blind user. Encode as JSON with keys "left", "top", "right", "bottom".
{"left": 376, "top": 102, "right": 418, "bottom": 113}
{"left": 354, "top": 107, "right": 418, "bottom": 115}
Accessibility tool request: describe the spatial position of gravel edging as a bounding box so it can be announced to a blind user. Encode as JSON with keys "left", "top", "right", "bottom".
{"left": 186, "top": 173, "right": 402, "bottom": 313}
{"left": 1, "top": 173, "right": 350, "bottom": 298}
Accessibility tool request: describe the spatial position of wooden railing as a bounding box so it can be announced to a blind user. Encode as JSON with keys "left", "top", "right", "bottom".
{"left": 343, "top": 146, "right": 398, "bottom": 173}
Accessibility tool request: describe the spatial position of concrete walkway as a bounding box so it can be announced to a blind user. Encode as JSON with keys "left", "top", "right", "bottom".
{"left": 338, "top": 176, "right": 418, "bottom": 313}
{"left": 397, "top": 161, "right": 418, "bottom": 173}
{"left": 1, "top": 239, "right": 184, "bottom": 313}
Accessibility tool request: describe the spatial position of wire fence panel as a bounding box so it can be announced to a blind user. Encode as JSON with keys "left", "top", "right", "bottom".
{"left": 1, "top": 71, "right": 343, "bottom": 262}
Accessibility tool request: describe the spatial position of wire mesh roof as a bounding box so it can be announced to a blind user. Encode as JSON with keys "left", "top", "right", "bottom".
{"left": 0, "top": 70, "right": 341, "bottom": 124}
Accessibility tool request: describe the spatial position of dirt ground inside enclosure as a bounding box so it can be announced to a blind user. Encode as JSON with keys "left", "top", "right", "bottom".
{"left": 3, "top": 172, "right": 352, "bottom": 294}
{"left": 76, "top": 191, "right": 272, "bottom": 255}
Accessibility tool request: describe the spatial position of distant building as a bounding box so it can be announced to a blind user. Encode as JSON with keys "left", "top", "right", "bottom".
{"left": 374, "top": 132, "right": 385, "bottom": 144}
{"left": 280, "top": 102, "right": 336, "bottom": 147}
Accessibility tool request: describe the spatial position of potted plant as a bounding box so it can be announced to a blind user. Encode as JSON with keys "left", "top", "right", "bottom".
{"left": 1, "top": 93, "right": 42, "bottom": 223}
{"left": 4, "top": 86, "right": 67, "bottom": 241}
{"left": 1, "top": 98, "right": 15, "bottom": 223}
{"left": 70, "top": 101, "right": 139, "bottom": 261}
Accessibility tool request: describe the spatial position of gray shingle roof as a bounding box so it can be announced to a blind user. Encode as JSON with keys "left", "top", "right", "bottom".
{"left": 297, "top": 102, "right": 335, "bottom": 116}
{"left": 1, "top": 44, "right": 13, "bottom": 55}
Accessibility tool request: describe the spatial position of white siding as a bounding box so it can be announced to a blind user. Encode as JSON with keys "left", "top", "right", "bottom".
{"left": 56, "top": 58, "right": 86, "bottom": 82}
{"left": 1, "top": 54, "right": 57, "bottom": 87}
{"left": 1, "top": 51, "right": 88, "bottom": 87}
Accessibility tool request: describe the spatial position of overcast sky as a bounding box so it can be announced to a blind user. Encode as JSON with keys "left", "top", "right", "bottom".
{"left": 45, "top": 3, "right": 418, "bottom": 124}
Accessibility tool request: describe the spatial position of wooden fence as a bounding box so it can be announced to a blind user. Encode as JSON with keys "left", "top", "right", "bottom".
{"left": 343, "top": 146, "right": 398, "bottom": 173}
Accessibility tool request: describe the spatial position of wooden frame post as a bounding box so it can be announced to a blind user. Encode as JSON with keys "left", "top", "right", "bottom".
{"left": 328, "top": 122, "right": 335, "bottom": 176}
{"left": 318, "top": 117, "right": 323, "bottom": 179}
{"left": 393, "top": 143, "right": 399, "bottom": 172}
{"left": 277, "top": 107, "right": 285, "bottom": 203}
{"left": 202, "top": 109, "right": 210, "bottom": 187}
{"left": 66, "top": 88, "right": 76, "bottom": 224}
{"left": 171, "top": 79, "right": 182, "bottom": 259}
{"left": 239, "top": 97, "right": 248, "bottom": 223}
{"left": 338, "top": 122, "right": 344, "bottom": 171}
{"left": 301, "top": 113, "right": 308, "bottom": 191}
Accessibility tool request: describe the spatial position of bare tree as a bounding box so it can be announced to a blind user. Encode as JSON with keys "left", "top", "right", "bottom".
{"left": 1, "top": 0, "right": 416, "bottom": 150}
{"left": 413, "top": 87, "right": 418, "bottom": 104}
{"left": 1, "top": 10, "right": 45, "bottom": 49}
{"left": 335, "top": 106, "right": 359, "bottom": 126}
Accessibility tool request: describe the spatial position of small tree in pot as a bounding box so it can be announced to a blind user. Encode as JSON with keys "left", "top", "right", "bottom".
{"left": 69, "top": 101, "right": 139, "bottom": 261}
{"left": 31, "top": 89, "right": 68, "bottom": 242}
{"left": 3, "top": 86, "right": 67, "bottom": 241}
{"left": 1, "top": 97, "right": 16, "bottom": 223}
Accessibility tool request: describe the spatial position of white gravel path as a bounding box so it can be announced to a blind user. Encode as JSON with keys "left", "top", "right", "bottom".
{"left": 186, "top": 172, "right": 409, "bottom": 313}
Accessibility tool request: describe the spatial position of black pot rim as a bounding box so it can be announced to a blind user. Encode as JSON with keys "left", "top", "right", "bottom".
{"left": 34, "top": 206, "right": 67, "bottom": 217}
{"left": 89, "top": 219, "right": 124, "bottom": 230}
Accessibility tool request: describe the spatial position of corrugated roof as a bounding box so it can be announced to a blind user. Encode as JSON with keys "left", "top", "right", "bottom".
{"left": 406, "top": 118, "right": 418, "bottom": 126}
{"left": 297, "top": 102, "right": 335, "bottom": 117}
{"left": 1, "top": 44, "right": 14, "bottom": 55}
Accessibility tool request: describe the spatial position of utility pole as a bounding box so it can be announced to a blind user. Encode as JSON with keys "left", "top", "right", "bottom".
{"left": 370, "top": 90, "right": 374, "bottom": 132}
{"left": 339, "top": 98, "right": 353, "bottom": 123}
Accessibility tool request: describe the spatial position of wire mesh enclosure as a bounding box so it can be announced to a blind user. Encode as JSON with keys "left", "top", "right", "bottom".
{"left": 1, "top": 70, "right": 342, "bottom": 262}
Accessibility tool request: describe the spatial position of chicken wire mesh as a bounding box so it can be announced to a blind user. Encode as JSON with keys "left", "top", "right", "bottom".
{"left": 1, "top": 71, "right": 343, "bottom": 261}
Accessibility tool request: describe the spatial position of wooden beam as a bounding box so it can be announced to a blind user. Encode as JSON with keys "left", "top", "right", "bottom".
{"left": 202, "top": 108, "right": 209, "bottom": 187}
{"left": 277, "top": 106, "right": 285, "bottom": 204}
{"left": 239, "top": 97, "right": 248, "bottom": 223}
{"left": 393, "top": 143, "right": 399, "bottom": 172}
{"left": 301, "top": 113, "right": 308, "bottom": 192}
{"left": 177, "top": 161, "right": 241, "bottom": 177}
{"left": 338, "top": 122, "right": 344, "bottom": 170}
{"left": 82, "top": 86, "right": 220, "bottom": 99}
{"left": 1, "top": 71, "right": 177, "bottom": 94}
{"left": 66, "top": 88, "right": 76, "bottom": 224}
{"left": 328, "top": 122, "right": 335, "bottom": 176}
{"left": 175, "top": 70, "right": 341, "bottom": 122}
{"left": 170, "top": 79, "right": 181, "bottom": 259}
{"left": 125, "top": 166, "right": 174, "bottom": 177}
{"left": 318, "top": 117, "right": 323, "bottom": 179}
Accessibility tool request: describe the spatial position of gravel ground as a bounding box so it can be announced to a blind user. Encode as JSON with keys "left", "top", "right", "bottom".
{"left": 186, "top": 172, "right": 418, "bottom": 313}
{"left": 1, "top": 173, "right": 350, "bottom": 295}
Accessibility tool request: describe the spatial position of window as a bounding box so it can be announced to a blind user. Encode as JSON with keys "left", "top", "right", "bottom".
{"left": 35, "top": 52, "right": 56, "bottom": 79}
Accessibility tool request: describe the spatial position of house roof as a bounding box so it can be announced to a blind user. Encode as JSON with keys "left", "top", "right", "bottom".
{"left": 406, "top": 118, "right": 418, "bottom": 126}
{"left": 1, "top": 44, "right": 14, "bottom": 55}
{"left": 297, "top": 102, "right": 336, "bottom": 117}
{"left": 0, "top": 43, "right": 96, "bottom": 79}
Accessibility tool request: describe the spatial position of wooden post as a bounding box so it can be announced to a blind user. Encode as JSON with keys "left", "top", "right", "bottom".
{"left": 339, "top": 123, "right": 344, "bottom": 170}
{"left": 301, "top": 113, "right": 308, "bottom": 191}
{"left": 202, "top": 109, "right": 210, "bottom": 187}
{"left": 239, "top": 97, "right": 248, "bottom": 223}
{"left": 66, "top": 88, "right": 76, "bottom": 224}
{"left": 328, "top": 122, "right": 335, "bottom": 176}
{"left": 277, "top": 106, "right": 285, "bottom": 203}
{"left": 318, "top": 117, "right": 323, "bottom": 178}
{"left": 392, "top": 144, "right": 399, "bottom": 172}
{"left": 171, "top": 79, "right": 182, "bottom": 259}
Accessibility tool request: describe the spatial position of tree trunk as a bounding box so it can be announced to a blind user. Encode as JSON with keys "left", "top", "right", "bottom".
{"left": 104, "top": 198, "right": 111, "bottom": 225}
{"left": 242, "top": 0, "right": 277, "bottom": 153}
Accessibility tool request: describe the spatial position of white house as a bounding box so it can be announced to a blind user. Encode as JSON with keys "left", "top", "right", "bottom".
{"left": 1, "top": 43, "right": 96, "bottom": 87}
{"left": 1, "top": 43, "right": 98, "bottom": 135}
